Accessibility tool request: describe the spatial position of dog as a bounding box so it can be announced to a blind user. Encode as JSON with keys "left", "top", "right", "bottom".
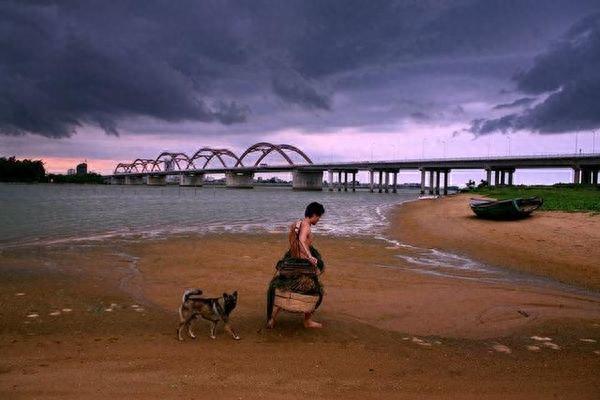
{"left": 177, "top": 288, "right": 240, "bottom": 341}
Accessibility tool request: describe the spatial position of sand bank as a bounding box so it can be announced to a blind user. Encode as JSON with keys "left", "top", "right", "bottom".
{"left": 390, "top": 194, "right": 600, "bottom": 291}
{"left": 1, "top": 233, "right": 599, "bottom": 399}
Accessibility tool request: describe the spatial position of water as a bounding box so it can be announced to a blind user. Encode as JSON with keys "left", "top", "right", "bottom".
{"left": 0, "top": 183, "right": 416, "bottom": 247}
{"left": 1, "top": 183, "right": 595, "bottom": 296}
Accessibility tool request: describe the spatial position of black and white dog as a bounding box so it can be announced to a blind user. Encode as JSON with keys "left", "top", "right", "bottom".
{"left": 177, "top": 288, "right": 240, "bottom": 341}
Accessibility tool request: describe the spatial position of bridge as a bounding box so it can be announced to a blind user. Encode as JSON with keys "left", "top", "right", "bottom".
{"left": 108, "top": 142, "right": 600, "bottom": 194}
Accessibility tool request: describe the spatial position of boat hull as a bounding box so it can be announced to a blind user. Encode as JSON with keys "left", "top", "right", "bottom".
{"left": 470, "top": 197, "right": 543, "bottom": 220}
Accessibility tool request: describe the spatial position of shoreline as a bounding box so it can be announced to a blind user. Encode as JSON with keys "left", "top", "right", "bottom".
{"left": 389, "top": 194, "right": 600, "bottom": 292}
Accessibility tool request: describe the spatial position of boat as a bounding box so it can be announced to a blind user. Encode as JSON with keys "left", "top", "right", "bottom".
{"left": 469, "top": 196, "right": 543, "bottom": 220}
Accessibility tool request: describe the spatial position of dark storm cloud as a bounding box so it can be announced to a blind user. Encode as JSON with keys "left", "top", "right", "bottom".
{"left": 271, "top": 70, "right": 331, "bottom": 110}
{"left": 1, "top": 0, "right": 598, "bottom": 139}
{"left": 470, "top": 11, "right": 600, "bottom": 135}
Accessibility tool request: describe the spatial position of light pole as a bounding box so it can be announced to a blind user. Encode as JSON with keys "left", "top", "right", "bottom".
{"left": 506, "top": 136, "right": 511, "bottom": 156}
{"left": 575, "top": 132, "right": 578, "bottom": 155}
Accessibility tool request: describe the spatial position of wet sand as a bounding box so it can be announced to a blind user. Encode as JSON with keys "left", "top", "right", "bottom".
{"left": 1, "top": 231, "right": 599, "bottom": 399}
{"left": 390, "top": 194, "right": 600, "bottom": 291}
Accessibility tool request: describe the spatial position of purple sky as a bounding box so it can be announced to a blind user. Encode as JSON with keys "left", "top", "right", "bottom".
{"left": 1, "top": 1, "right": 599, "bottom": 183}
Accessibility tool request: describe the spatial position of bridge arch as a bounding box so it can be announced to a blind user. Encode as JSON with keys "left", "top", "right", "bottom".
{"left": 188, "top": 147, "right": 242, "bottom": 169}
{"left": 151, "top": 152, "right": 192, "bottom": 172}
{"left": 128, "top": 158, "right": 156, "bottom": 173}
{"left": 235, "top": 142, "right": 313, "bottom": 167}
{"left": 114, "top": 163, "right": 131, "bottom": 174}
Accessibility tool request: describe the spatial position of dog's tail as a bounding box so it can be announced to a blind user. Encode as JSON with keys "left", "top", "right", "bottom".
{"left": 182, "top": 288, "right": 203, "bottom": 303}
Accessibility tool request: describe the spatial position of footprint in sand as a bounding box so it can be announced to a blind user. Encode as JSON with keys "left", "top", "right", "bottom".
{"left": 26, "top": 313, "right": 39, "bottom": 318}
{"left": 492, "top": 344, "right": 512, "bottom": 354}
{"left": 530, "top": 336, "right": 552, "bottom": 342}
{"left": 526, "top": 345, "right": 541, "bottom": 352}
{"left": 579, "top": 338, "right": 597, "bottom": 343}
{"left": 542, "top": 342, "right": 561, "bottom": 350}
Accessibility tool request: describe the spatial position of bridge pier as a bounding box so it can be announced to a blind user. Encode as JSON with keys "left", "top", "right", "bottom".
{"left": 420, "top": 169, "right": 426, "bottom": 194}
{"left": 369, "top": 171, "right": 374, "bottom": 192}
{"left": 579, "top": 167, "right": 600, "bottom": 184}
{"left": 292, "top": 171, "right": 323, "bottom": 190}
{"left": 179, "top": 174, "right": 204, "bottom": 187}
{"left": 225, "top": 172, "right": 254, "bottom": 189}
{"left": 582, "top": 168, "right": 590, "bottom": 184}
{"left": 572, "top": 167, "right": 581, "bottom": 184}
{"left": 378, "top": 171, "right": 383, "bottom": 193}
{"left": 110, "top": 176, "right": 125, "bottom": 185}
{"left": 337, "top": 171, "right": 342, "bottom": 191}
{"left": 488, "top": 168, "right": 515, "bottom": 186}
{"left": 428, "top": 170, "right": 434, "bottom": 195}
{"left": 125, "top": 175, "right": 144, "bottom": 185}
{"left": 392, "top": 172, "right": 397, "bottom": 193}
{"left": 147, "top": 175, "right": 166, "bottom": 186}
{"left": 384, "top": 172, "right": 389, "bottom": 193}
{"left": 328, "top": 170, "right": 334, "bottom": 191}
{"left": 352, "top": 172, "right": 356, "bottom": 192}
{"left": 344, "top": 171, "right": 348, "bottom": 191}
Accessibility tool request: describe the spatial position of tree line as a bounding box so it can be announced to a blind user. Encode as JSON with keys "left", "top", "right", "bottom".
{"left": 0, "top": 156, "right": 104, "bottom": 183}
{"left": 0, "top": 156, "right": 45, "bottom": 182}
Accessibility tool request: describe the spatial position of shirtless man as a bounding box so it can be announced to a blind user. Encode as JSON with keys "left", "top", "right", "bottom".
{"left": 267, "top": 202, "right": 325, "bottom": 329}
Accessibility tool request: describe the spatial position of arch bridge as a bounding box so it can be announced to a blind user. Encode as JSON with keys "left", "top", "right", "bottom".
{"left": 110, "top": 142, "right": 320, "bottom": 189}
{"left": 109, "top": 144, "right": 600, "bottom": 193}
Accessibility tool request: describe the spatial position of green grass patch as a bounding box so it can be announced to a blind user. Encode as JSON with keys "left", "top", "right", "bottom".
{"left": 470, "top": 185, "right": 600, "bottom": 213}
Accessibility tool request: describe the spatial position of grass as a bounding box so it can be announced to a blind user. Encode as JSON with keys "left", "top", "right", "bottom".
{"left": 470, "top": 184, "right": 600, "bottom": 213}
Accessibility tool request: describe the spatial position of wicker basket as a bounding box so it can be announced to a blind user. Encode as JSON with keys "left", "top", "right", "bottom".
{"left": 274, "top": 289, "right": 319, "bottom": 313}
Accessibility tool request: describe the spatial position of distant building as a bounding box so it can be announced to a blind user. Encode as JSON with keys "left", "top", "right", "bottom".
{"left": 67, "top": 168, "right": 76, "bottom": 175}
{"left": 76, "top": 162, "right": 88, "bottom": 175}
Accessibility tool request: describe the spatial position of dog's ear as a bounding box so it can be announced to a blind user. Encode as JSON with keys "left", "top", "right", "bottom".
{"left": 233, "top": 291, "right": 238, "bottom": 298}
{"left": 223, "top": 292, "right": 228, "bottom": 299}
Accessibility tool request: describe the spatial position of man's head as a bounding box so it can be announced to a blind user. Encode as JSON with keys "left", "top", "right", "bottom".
{"left": 305, "top": 202, "right": 325, "bottom": 225}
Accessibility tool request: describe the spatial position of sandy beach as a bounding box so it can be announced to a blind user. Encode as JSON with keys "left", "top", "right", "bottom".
{"left": 1, "top": 204, "right": 600, "bottom": 398}
{"left": 391, "top": 194, "right": 600, "bottom": 291}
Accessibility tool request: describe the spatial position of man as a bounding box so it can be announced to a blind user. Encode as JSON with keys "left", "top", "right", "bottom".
{"left": 266, "top": 202, "right": 325, "bottom": 329}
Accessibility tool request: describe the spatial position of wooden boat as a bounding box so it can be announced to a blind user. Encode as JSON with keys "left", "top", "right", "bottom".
{"left": 469, "top": 196, "right": 543, "bottom": 220}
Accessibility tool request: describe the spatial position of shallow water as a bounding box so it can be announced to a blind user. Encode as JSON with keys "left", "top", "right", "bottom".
{"left": 0, "top": 183, "right": 415, "bottom": 247}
